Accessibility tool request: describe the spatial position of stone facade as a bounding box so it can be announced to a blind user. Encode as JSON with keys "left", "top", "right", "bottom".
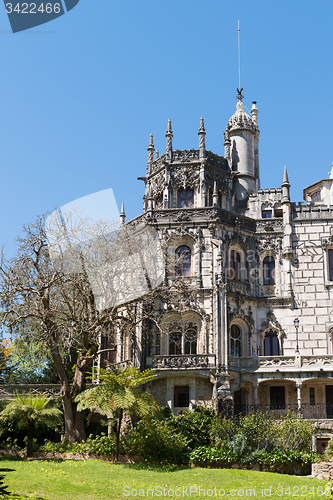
{"left": 112, "top": 95, "right": 333, "bottom": 430}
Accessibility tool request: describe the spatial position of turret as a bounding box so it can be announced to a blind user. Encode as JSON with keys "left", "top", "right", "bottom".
{"left": 224, "top": 97, "right": 260, "bottom": 205}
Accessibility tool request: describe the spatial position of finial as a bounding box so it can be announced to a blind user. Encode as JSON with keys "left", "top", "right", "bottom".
{"left": 166, "top": 119, "right": 173, "bottom": 160}
{"left": 282, "top": 166, "right": 290, "bottom": 186}
{"left": 237, "top": 88, "right": 244, "bottom": 101}
{"left": 155, "top": 150, "right": 159, "bottom": 160}
{"left": 198, "top": 117, "right": 206, "bottom": 159}
{"left": 251, "top": 101, "right": 258, "bottom": 124}
{"left": 120, "top": 202, "right": 126, "bottom": 225}
{"left": 147, "top": 134, "right": 155, "bottom": 165}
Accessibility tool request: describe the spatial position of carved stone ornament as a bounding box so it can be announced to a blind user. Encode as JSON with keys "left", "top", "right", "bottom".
{"left": 150, "top": 171, "right": 166, "bottom": 197}
{"left": 171, "top": 166, "right": 200, "bottom": 189}
{"left": 258, "top": 308, "right": 284, "bottom": 339}
{"left": 256, "top": 219, "right": 283, "bottom": 232}
{"left": 322, "top": 236, "right": 333, "bottom": 250}
{"left": 172, "top": 149, "right": 200, "bottom": 163}
{"left": 257, "top": 236, "right": 282, "bottom": 255}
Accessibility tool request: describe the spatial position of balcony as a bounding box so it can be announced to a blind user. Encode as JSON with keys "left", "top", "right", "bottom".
{"left": 234, "top": 403, "right": 333, "bottom": 420}
{"left": 146, "top": 354, "right": 216, "bottom": 371}
{"left": 228, "top": 356, "right": 257, "bottom": 371}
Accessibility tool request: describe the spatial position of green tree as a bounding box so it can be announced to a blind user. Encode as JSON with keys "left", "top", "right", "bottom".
{"left": 0, "top": 392, "right": 63, "bottom": 457}
{"left": 75, "top": 367, "right": 159, "bottom": 461}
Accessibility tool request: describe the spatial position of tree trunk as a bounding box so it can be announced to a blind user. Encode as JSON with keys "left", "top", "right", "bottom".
{"left": 26, "top": 420, "right": 35, "bottom": 458}
{"left": 114, "top": 409, "right": 123, "bottom": 462}
{"left": 49, "top": 339, "right": 76, "bottom": 443}
{"left": 71, "top": 353, "right": 96, "bottom": 441}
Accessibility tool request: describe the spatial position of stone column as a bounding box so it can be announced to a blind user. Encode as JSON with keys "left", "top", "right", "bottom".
{"left": 198, "top": 118, "right": 206, "bottom": 160}
{"left": 296, "top": 381, "right": 302, "bottom": 415}
{"left": 166, "top": 119, "right": 173, "bottom": 161}
{"left": 253, "top": 383, "right": 258, "bottom": 409}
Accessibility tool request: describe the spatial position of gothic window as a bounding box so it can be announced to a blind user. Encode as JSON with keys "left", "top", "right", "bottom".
{"left": 177, "top": 188, "right": 194, "bottom": 208}
{"left": 230, "top": 324, "right": 241, "bottom": 356}
{"left": 328, "top": 250, "right": 333, "bottom": 281}
{"left": 155, "top": 194, "right": 163, "bottom": 209}
{"left": 169, "top": 330, "right": 182, "bottom": 355}
{"left": 175, "top": 245, "right": 191, "bottom": 277}
{"left": 264, "top": 329, "right": 279, "bottom": 356}
{"left": 230, "top": 250, "right": 241, "bottom": 281}
{"left": 168, "top": 323, "right": 197, "bottom": 355}
{"left": 207, "top": 188, "right": 213, "bottom": 207}
{"left": 174, "top": 386, "right": 189, "bottom": 407}
{"left": 263, "top": 256, "right": 275, "bottom": 285}
{"left": 184, "top": 324, "right": 198, "bottom": 354}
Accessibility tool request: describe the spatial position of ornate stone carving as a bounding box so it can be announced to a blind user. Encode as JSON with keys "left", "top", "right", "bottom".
{"left": 170, "top": 166, "right": 200, "bottom": 189}
{"left": 152, "top": 354, "right": 215, "bottom": 370}
{"left": 172, "top": 149, "right": 199, "bottom": 163}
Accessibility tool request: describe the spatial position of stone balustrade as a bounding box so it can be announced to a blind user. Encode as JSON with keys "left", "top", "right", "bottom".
{"left": 146, "top": 354, "right": 216, "bottom": 370}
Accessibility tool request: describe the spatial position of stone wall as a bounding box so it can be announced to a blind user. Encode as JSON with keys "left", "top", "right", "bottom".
{"left": 312, "top": 460, "right": 333, "bottom": 480}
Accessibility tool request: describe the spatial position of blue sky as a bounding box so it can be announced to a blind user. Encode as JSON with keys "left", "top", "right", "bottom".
{"left": 1, "top": 0, "right": 333, "bottom": 258}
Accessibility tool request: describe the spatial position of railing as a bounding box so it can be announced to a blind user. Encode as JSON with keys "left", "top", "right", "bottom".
{"left": 258, "top": 355, "right": 333, "bottom": 369}
{"left": 110, "top": 360, "right": 133, "bottom": 372}
{"left": 146, "top": 354, "right": 216, "bottom": 370}
{"left": 228, "top": 356, "right": 257, "bottom": 370}
{"left": 233, "top": 404, "right": 333, "bottom": 420}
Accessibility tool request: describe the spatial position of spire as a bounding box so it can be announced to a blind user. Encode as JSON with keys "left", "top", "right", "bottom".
{"left": 147, "top": 134, "right": 155, "bottom": 165}
{"left": 198, "top": 117, "right": 206, "bottom": 159}
{"left": 282, "top": 166, "right": 290, "bottom": 186}
{"left": 165, "top": 119, "right": 173, "bottom": 160}
{"left": 120, "top": 202, "right": 126, "bottom": 225}
{"left": 282, "top": 166, "right": 291, "bottom": 203}
{"left": 329, "top": 163, "right": 333, "bottom": 179}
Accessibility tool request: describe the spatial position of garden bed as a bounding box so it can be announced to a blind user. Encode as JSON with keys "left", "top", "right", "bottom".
{"left": 0, "top": 449, "right": 142, "bottom": 463}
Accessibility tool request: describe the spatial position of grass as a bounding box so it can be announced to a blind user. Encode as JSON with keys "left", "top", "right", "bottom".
{"left": 0, "top": 457, "right": 330, "bottom": 500}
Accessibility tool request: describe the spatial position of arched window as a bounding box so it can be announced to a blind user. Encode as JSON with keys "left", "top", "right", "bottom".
{"left": 169, "top": 330, "right": 182, "bottom": 355}
{"left": 264, "top": 329, "right": 279, "bottom": 356}
{"left": 207, "top": 188, "right": 213, "bottom": 207}
{"left": 175, "top": 245, "right": 191, "bottom": 277}
{"left": 230, "top": 250, "right": 241, "bottom": 281}
{"left": 230, "top": 324, "right": 241, "bottom": 356}
{"left": 155, "top": 194, "right": 163, "bottom": 209}
{"left": 177, "top": 188, "right": 194, "bottom": 208}
{"left": 168, "top": 322, "right": 198, "bottom": 355}
{"left": 184, "top": 324, "right": 197, "bottom": 354}
{"left": 263, "top": 256, "right": 275, "bottom": 285}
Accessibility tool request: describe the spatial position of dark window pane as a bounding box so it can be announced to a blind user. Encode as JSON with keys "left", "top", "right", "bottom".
{"left": 174, "top": 386, "right": 189, "bottom": 408}
{"left": 329, "top": 250, "right": 333, "bottom": 281}
{"left": 175, "top": 245, "right": 191, "bottom": 277}
{"left": 270, "top": 386, "right": 285, "bottom": 409}
{"left": 310, "top": 387, "right": 315, "bottom": 406}
{"left": 263, "top": 256, "right": 275, "bottom": 285}
{"left": 178, "top": 189, "right": 194, "bottom": 208}
{"left": 264, "top": 330, "right": 279, "bottom": 356}
{"left": 262, "top": 210, "right": 272, "bottom": 218}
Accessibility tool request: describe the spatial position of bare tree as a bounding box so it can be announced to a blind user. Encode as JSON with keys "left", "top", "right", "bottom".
{"left": 0, "top": 213, "right": 194, "bottom": 442}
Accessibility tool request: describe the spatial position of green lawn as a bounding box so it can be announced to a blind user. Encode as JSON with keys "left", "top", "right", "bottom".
{"left": 0, "top": 458, "right": 330, "bottom": 500}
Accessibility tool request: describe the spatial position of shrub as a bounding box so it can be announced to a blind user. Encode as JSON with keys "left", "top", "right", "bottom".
{"left": 225, "top": 433, "right": 250, "bottom": 457}
{"left": 167, "top": 407, "right": 215, "bottom": 450}
{"left": 122, "top": 419, "right": 190, "bottom": 464}
{"left": 238, "top": 412, "right": 277, "bottom": 451}
{"left": 276, "top": 412, "right": 314, "bottom": 452}
{"left": 209, "top": 416, "right": 237, "bottom": 448}
{"left": 189, "top": 446, "right": 236, "bottom": 466}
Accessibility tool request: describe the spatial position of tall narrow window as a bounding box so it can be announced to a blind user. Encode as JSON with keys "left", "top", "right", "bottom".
{"left": 177, "top": 188, "right": 194, "bottom": 208}
{"left": 311, "top": 191, "right": 321, "bottom": 203}
{"left": 175, "top": 245, "right": 191, "bottom": 277}
{"left": 264, "top": 329, "right": 279, "bottom": 356}
{"left": 155, "top": 194, "right": 163, "bottom": 209}
{"left": 184, "top": 324, "right": 197, "bottom": 354}
{"left": 230, "top": 324, "right": 241, "bottom": 357}
{"left": 207, "top": 188, "right": 213, "bottom": 207}
{"left": 329, "top": 250, "right": 333, "bottom": 281}
{"left": 263, "top": 256, "right": 275, "bottom": 285}
{"left": 230, "top": 250, "right": 241, "bottom": 281}
{"left": 310, "top": 387, "right": 315, "bottom": 406}
{"left": 169, "top": 331, "right": 182, "bottom": 355}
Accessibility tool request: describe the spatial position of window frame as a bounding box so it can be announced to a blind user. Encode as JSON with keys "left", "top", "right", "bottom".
{"left": 262, "top": 255, "right": 275, "bottom": 285}
{"left": 175, "top": 245, "right": 191, "bottom": 277}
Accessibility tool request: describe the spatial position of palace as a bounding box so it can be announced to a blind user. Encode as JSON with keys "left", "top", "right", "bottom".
{"left": 112, "top": 95, "right": 333, "bottom": 449}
